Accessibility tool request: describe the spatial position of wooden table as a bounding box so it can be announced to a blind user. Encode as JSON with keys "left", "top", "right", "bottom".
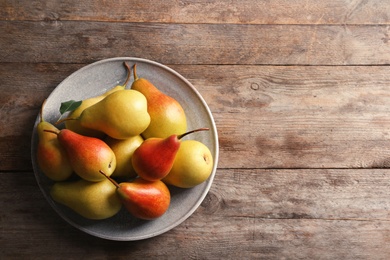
{"left": 2, "top": 1, "right": 390, "bottom": 259}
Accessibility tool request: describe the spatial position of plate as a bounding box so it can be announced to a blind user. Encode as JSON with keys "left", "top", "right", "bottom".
{"left": 31, "top": 57, "right": 219, "bottom": 241}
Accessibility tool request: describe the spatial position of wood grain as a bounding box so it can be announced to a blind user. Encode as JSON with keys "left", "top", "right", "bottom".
{"left": 3, "top": 1, "right": 390, "bottom": 259}
{"left": 1, "top": 21, "right": 390, "bottom": 65}
{"left": 1, "top": 0, "right": 390, "bottom": 25}
{"left": 2, "top": 169, "right": 390, "bottom": 259}
{"left": 188, "top": 65, "right": 390, "bottom": 169}
{"left": 0, "top": 63, "right": 84, "bottom": 171}
{"left": 3, "top": 63, "right": 390, "bottom": 171}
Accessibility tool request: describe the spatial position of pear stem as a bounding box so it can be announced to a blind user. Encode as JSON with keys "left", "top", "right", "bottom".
{"left": 43, "top": 129, "right": 60, "bottom": 135}
{"left": 123, "top": 62, "right": 132, "bottom": 87}
{"left": 39, "top": 99, "right": 47, "bottom": 123}
{"left": 133, "top": 63, "right": 139, "bottom": 81}
{"left": 178, "top": 127, "right": 209, "bottom": 140}
{"left": 99, "top": 170, "right": 120, "bottom": 189}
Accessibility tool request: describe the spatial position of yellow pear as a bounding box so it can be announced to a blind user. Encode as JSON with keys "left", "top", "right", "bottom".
{"left": 163, "top": 140, "right": 213, "bottom": 188}
{"left": 65, "top": 97, "right": 106, "bottom": 138}
{"left": 131, "top": 64, "right": 187, "bottom": 139}
{"left": 65, "top": 62, "right": 132, "bottom": 138}
{"left": 50, "top": 178, "right": 122, "bottom": 220}
{"left": 105, "top": 135, "right": 144, "bottom": 179}
{"left": 78, "top": 89, "right": 151, "bottom": 139}
{"left": 36, "top": 100, "right": 73, "bottom": 181}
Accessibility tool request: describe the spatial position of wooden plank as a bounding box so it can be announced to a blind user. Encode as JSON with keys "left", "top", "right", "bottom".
{"left": 183, "top": 65, "right": 390, "bottom": 169}
{"left": 2, "top": 63, "right": 390, "bottom": 171}
{"left": 0, "top": 63, "right": 85, "bottom": 171}
{"left": 1, "top": 0, "right": 390, "bottom": 25}
{"left": 1, "top": 21, "right": 390, "bottom": 65}
{"left": 2, "top": 169, "right": 390, "bottom": 259}
{"left": 210, "top": 169, "right": 390, "bottom": 220}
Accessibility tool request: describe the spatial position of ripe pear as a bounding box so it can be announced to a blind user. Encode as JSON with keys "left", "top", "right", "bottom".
{"left": 50, "top": 178, "right": 122, "bottom": 220}
{"left": 45, "top": 129, "right": 116, "bottom": 182}
{"left": 163, "top": 140, "right": 214, "bottom": 188}
{"left": 64, "top": 62, "right": 132, "bottom": 138}
{"left": 76, "top": 89, "right": 150, "bottom": 139}
{"left": 132, "top": 128, "right": 209, "bottom": 181}
{"left": 104, "top": 135, "right": 144, "bottom": 179}
{"left": 36, "top": 100, "right": 73, "bottom": 181}
{"left": 100, "top": 172, "right": 170, "bottom": 220}
{"left": 64, "top": 97, "right": 106, "bottom": 139}
{"left": 131, "top": 64, "right": 187, "bottom": 139}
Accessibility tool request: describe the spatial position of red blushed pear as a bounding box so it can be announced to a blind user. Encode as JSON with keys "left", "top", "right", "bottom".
{"left": 36, "top": 100, "right": 73, "bottom": 181}
{"left": 131, "top": 128, "right": 209, "bottom": 182}
{"left": 100, "top": 171, "right": 171, "bottom": 220}
{"left": 44, "top": 129, "right": 116, "bottom": 182}
{"left": 131, "top": 63, "right": 187, "bottom": 139}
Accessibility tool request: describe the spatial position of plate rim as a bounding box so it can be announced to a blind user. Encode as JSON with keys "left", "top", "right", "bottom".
{"left": 31, "top": 57, "right": 219, "bottom": 241}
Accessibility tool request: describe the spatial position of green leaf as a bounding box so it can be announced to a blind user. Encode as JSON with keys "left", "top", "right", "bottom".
{"left": 59, "top": 100, "right": 82, "bottom": 115}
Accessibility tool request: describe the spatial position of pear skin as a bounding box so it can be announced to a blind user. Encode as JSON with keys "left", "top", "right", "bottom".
{"left": 117, "top": 179, "right": 170, "bottom": 220}
{"left": 36, "top": 101, "right": 73, "bottom": 181}
{"left": 132, "top": 128, "right": 209, "bottom": 181}
{"left": 65, "top": 96, "right": 107, "bottom": 139}
{"left": 64, "top": 62, "right": 132, "bottom": 138}
{"left": 131, "top": 136, "right": 180, "bottom": 181}
{"left": 131, "top": 64, "right": 187, "bottom": 139}
{"left": 100, "top": 172, "right": 170, "bottom": 220}
{"left": 51, "top": 129, "right": 116, "bottom": 182}
{"left": 163, "top": 140, "right": 213, "bottom": 188}
{"left": 78, "top": 89, "right": 150, "bottom": 139}
{"left": 105, "top": 135, "right": 144, "bottom": 179}
{"left": 50, "top": 178, "right": 122, "bottom": 220}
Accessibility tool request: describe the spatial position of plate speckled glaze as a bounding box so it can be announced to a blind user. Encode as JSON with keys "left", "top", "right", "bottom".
{"left": 31, "top": 57, "right": 219, "bottom": 241}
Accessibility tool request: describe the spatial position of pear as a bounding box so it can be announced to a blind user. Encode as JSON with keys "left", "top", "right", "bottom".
{"left": 131, "top": 64, "right": 187, "bottom": 139}
{"left": 132, "top": 128, "right": 209, "bottom": 181}
{"left": 100, "top": 172, "right": 170, "bottom": 220}
{"left": 74, "top": 89, "right": 150, "bottom": 139}
{"left": 50, "top": 178, "right": 122, "bottom": 220}
{"left": 36, "top": 100, "right": 73, "bottom": 181}
{"left": 64, "top": 62, "right": 132, "bottom": 138}
{"left": 163, "top": 140, "right": 213, "bottom": 188}
{"left": 45, "top": 129, "right": 116, "bottom": 182}
{"left": 104, "top": 135, "right": 144, "bottom": 179}
{"left": 64, "top": 97, "right": 106, "bottom": 139}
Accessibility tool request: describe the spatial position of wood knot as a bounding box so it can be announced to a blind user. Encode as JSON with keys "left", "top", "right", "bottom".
{"left": 200, "top": 191, "right": 220, "bottom": 214}
{"left": 42, "top": 12, "right": 61, "bottom": 25}
{"left": 250, "top": 82, "right": 260, "bottom": 90}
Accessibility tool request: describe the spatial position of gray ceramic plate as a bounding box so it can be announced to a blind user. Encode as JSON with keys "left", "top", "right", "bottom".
{"left": 31, "top": 57, "right": 219, "bottom": 241}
